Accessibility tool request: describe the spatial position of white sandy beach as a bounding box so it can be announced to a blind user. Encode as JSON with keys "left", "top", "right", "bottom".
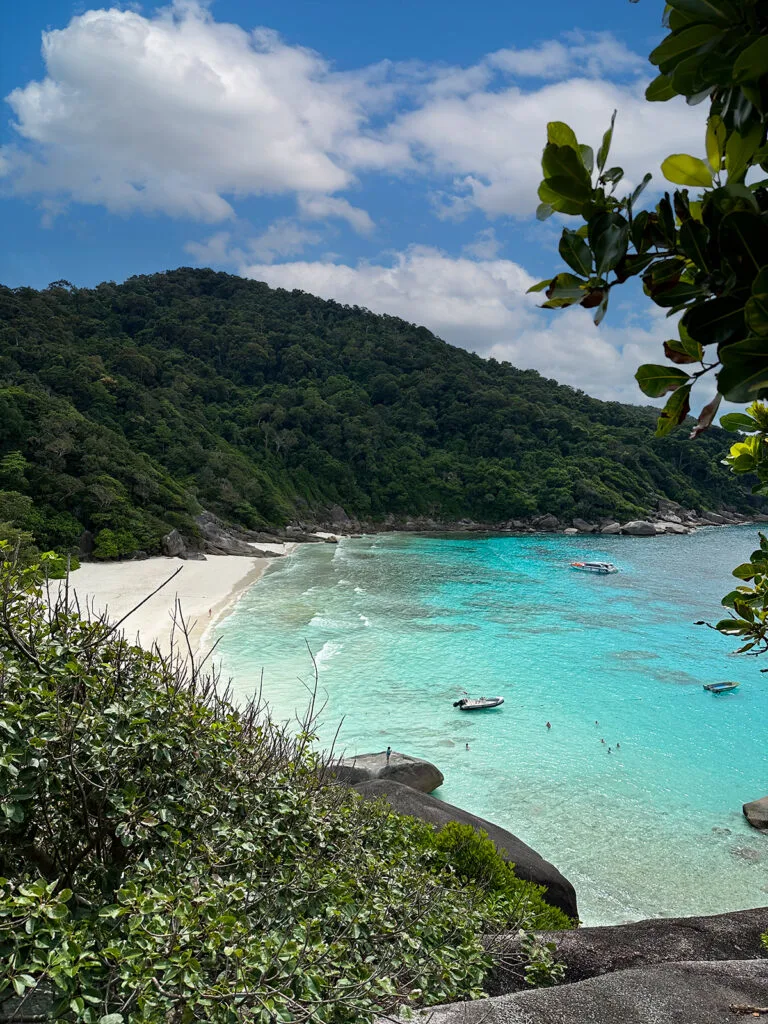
{"left": 55, "top": 543, "right": 295, "bottom": 654}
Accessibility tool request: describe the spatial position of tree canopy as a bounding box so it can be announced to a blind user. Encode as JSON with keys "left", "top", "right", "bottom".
{"left": 0, "top": 269, "right": 760, "bottom": 558}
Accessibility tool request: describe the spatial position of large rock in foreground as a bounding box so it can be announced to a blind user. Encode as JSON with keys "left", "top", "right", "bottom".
{"left": 621, "top": 520, "right": 657, "bottom": 536}
{"left": 335, "top": 752, "right": 443, "bottom": 793}
{"left": 353, "top": 779, "right": 577, "bottom": 919}
{"left": 486, "top": 906, "right": 768, "bottom": 994}
{"left": 402, "top": 960, "right": 768, "bottom": 1024}
{"left": 744, "top": 796, "right": 768, "bottom": 830}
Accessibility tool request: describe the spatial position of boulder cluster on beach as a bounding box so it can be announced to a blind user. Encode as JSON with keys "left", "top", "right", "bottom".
{"left": 281, "top": 498, "right": 768, "bottom": 541}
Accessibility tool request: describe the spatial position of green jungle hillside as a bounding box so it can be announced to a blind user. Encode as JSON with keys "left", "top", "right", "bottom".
{"left": 0, "top": 268, "right": 759, "bottom": 557}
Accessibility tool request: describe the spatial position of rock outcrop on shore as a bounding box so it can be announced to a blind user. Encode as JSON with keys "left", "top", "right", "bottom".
{"left": 621, "top": 520, "right": 658, "bottom": 536}
{"left": 333, "top": 752, "right": 444, "bottom": 793}
{"left": 399, "top": 960, "right": 768, "bottom": 1024}
{"left": 486, "top": 906, "right": 768, "bottom": 994}
{"left": 744, "top": 796, "right": 768, "bottom": 831}
{"left": 352, "top": 779, "right": 578, "bottom": 919}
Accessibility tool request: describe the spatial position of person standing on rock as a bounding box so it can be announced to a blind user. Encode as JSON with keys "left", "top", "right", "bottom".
{"left": 386, "top": 745, "right": 391, "bottom": 766}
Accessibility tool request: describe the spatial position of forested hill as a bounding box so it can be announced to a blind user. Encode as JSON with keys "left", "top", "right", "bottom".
{"left": 0, "top": 268, "right": 760, "bottom": 557}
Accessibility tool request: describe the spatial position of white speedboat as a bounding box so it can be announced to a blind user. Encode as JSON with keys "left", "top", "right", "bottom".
{"left": 570, "top": 561, "right": 618, "bottom": 574}
{"left": 453, "top": 696, "right": 504, "bottom": 711}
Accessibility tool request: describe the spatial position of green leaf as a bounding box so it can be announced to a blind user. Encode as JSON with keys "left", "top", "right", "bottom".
{"left": 588, "top": 213, "right": 629, "bottom": 277}
{"left": 538, "top": 180, "right": 585, "bottom": 217}
{"left": 733, "top": 565, "right": 757, "bottom": 581}
{"left": 652, "top": 282, "right": 706, "bottom": 308}
{"left": 543, "top": 174, "right": 592, "bottom": 204}
{"left": 601, "top": 167, "right": 624, "bottom": 186}
{"left": 718, "top": 336, "right": 768, "bottom": 403}
{"left": 629, "top": 173, "right": 653, "bottom": 210}
{"left": 746, "top": 267, "right": 768, "bottom": 338}
{"left": 658, "top": 195, "right": 677, "bottom": 246}
{"left": 650, "top": 24, "right": 723, "bottom": 74}
{"left": 558, "top": 230, "right": 592, "bottom": 277}
{"left": 536, "top": 203, "right": 554, "bottom": 221}
{"left": 719, "top": 211, "right": 768, "bottom": 281}
{"left": 542, "top": 143, "right": 592, "bottom": 188}
{"left": 683, "top": 297, "right": 745, "bottom": 346}
{"left": 656, "top": 383, "right": 692, "bottom": 436}
{"left": 99, "top": 1015, "right": 125, "bottom": 1024}
{"left": 526, "top": 279, "right": 552, "bottom": 294}
{"left": 661, "top": 153, "right": 713, "bottom": 187}
{"left": 664, "top": 338, "right": 702, "bottom": 364}
{"left": 706, "top": 115, "right": 726, "bottom": 173}
{"left": 720, "top": 412, "right": 760, "bottom": 432}
{"left": 733, "top": 37, "right": 768, "bottom": 84}
{"left": 665, "top": 0, "right": 739, "bottom": 24}
{"left": 546, "top": 122, "right": 579, "bottom": 151}
{"left": 635, "top": 364, "right": 691, "bottom": 398}
{"left": 679, "top": 219, "right": 711, "bottom": 271}
{"left": 541, "top": 273, "right": 588, "bottom": 308}
{"left": 725, "top": 121, "right": 764, "bottom": 183}
{"left": 646, "top": 74, "right": 678, "bottom": 102}
{"left": 714, "top": 618, "right": 752, "bottom": 635}
{"left": 673, "top": 51, "right": 719, "bottom": 97}
{"left": 596, "top": 110, "right": 616, "bottom": 173}
{"left": 579, "top": 145, "right": 594, "bottom": 175}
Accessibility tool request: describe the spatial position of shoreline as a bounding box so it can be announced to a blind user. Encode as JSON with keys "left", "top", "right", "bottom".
{"left": 55, "top": 543, "right": 296, "bottom": 655}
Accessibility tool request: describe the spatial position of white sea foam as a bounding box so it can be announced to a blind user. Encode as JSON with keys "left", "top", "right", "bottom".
{"left": 354, "top": 587, "right": 365, "bottom": 595}
{"left": 315, "top": 641, "right": 343, "bottom": 669}
{"left": 358, "top": 614, "right": 371, "bottom": 627}
{"left": 309, "top": 614, "right": 343, "bottom": 629}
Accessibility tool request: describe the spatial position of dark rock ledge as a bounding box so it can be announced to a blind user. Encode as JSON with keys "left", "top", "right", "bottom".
{"left": 396, "top": 959, "right": 768, "bottom": 1024}
{"left": 744, "top": 796, "right": 768, "bottom": 831}
{"left": 486, "top": 906, "right": 768, "bottom": 995}
{"left": 332, "top": 750, "right": 444, "bottom": 793}
{"left": 348, "top": 776, "right": 578, "bottom": 920}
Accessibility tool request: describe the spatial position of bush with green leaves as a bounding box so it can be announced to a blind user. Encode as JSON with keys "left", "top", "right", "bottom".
{"left": 530, "top": 0, "right": 768, "bottom": 652}
{"left": 429, "top": 822, "right": 573, "bottom": 933}
{"left": 0, "top": 552, "right": 570, "bottom": 1023}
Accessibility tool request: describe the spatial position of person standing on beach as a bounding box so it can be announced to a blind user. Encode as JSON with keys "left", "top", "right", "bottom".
{"left": 386, "top": 745, "right": 391, "bottom": 765}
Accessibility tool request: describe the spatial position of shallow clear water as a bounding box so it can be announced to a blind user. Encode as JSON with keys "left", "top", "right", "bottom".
{"left": 214, "top": 529, "right": 768, "bottom": 925}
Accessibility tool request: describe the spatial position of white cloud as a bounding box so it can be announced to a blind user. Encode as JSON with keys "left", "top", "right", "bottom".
{"left": 2, "top": 5, "right": 706, "bottom": 229}
{"left": 235, "top": 246, "right": 670, "bottom": 403}
{"left": 488, "top": 32, "right": 645, "bottom": 80}
{"left": 392, "top": 77, "right": 706, "bottom": 219}
{"left": 463, "top": 227, "right": 501, "bottom": 259}
{"left": 297, "top": 194, "right": 374, "bottom": 234}
{"left": 2, "top": 1, "right": 380, "bottom": 219}
{"left": 185, "top": 218, "right": 322, "bottom": 265}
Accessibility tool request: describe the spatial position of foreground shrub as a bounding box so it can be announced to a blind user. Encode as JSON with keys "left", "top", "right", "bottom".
{"left": 429, "top": 822, "right": 573, "bottom": 933}
{"left": 0, "top": 551, "right": 567, "bottom": 1022}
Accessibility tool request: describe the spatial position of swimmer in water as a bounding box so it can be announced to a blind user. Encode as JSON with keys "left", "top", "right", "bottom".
{"left": 465, "top": 743, "right": 470, "bottom": 751}
{"left": 546, "top": 721, "right": 551, "bottom": 729}
{"left": 616, "top": 742, "right": 620, "bottom": 749}
{"left": 601, "top": 738, "right": 605, "bottom": 744}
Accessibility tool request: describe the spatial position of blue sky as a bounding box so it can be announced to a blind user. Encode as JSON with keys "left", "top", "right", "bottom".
{"left": 1, "top": 1, "right": 710, "bottom": 402}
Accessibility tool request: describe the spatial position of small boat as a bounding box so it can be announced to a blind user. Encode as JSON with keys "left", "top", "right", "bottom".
{"left": 453, "top": 696, "right": 504, "bottom": 711}
{"left": 703, "top": 681, "right": 740, "bottom": 694}
{"left": 570, "top": 561, "right": 618, "bottom": 574}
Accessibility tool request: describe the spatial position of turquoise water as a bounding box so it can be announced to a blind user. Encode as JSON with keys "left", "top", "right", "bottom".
{"left": 214, "top": 529, "right": 768, "bottom": 925}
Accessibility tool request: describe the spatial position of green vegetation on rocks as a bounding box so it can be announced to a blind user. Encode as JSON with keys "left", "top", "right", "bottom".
{"left": 0, "top": 270, "right": 761, "bottom": 558}
{"left": 0, "top": 550, "right": 571, "bottom": 1022}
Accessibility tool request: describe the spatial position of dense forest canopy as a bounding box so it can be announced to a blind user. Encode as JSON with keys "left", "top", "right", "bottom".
{"left": 0, "top": 268, "right": 761, "bottom": 557}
